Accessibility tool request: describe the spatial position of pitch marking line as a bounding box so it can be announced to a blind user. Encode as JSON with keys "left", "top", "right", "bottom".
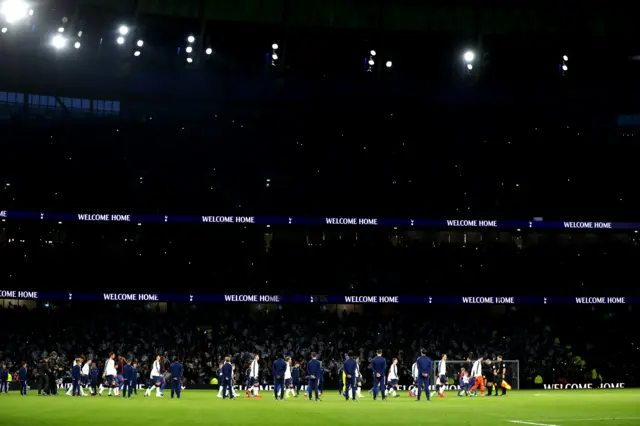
{"left": 512, "top": 418, "right": 640, "bottom": 424}
{"left": 555, "top": 418, "right": 640, "bottom": 422}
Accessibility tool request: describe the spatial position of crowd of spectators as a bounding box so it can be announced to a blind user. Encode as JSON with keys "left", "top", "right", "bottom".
{"left": 0, "top": 301, "right": 636, "bottom": 390}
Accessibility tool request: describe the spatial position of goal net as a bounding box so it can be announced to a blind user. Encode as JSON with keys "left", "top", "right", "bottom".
{"left": 432, "top": 359, "right": 520, "bottom": 390}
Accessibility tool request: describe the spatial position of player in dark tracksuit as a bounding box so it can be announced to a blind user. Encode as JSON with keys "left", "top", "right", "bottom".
{"left": 371, "top": 350, "right": 387, "bottom": 401}
{"left": 123, "top": 360, "right": 134, "bottom": 398}
{"left": 0, "top": 363, "right": 8, "bottom": 393}
{"left": 90, "top": 364, "right": 99, "bottom": 396}
{"left": 343, "top": 352, "right": 358, "bottom": 401}
{"left": 272, "top": 358, "right": 287, "bottom": 401}
{"left": 19, "top": 362, "right": 28, "bottom": 396}
{"left": 318, "top": 368, "right": 325, "bottom": 396}
{"left": 170, "top": 358, "right": 182, "bottom": 399}
{"left": 244, "top": 366, "right": 252, "bottom": 396}
{"left": 292, "top": 362, "right": 301, "bottom": 396}
{"left": 221, "top": 357, "right": 234, "bottom": 399}
{"left": 131, "top": 362, "right": 138, "bottom": 395}
{"left": 71, "top": 359, "right": 82, "bottom": 396}
{"left": 306, "top": 353, "right": 321, "bottom": 401}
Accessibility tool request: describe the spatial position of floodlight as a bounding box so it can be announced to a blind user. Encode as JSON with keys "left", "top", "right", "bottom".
{"left": 370, "top": 50, "right": 376, "bottom": 56}
{"left": 563, "top": 55, "right": 568, "bottom": 61}
{"left": 134, "top": 50, "right": 141, "bottom": 57}
{"left": 368, "top": 59, "right": 374, "bottom": 66}
{"left": 272, "top": 53, "right": 278, "bottom": 60}
{"left": 463, "top": 50, "right": 475, "bottom": 62}
{"left": 205, "top": 47, "right": 212, "bottom": 55}
{"left": 118, "top": 25, "right": 128, "bottom": 35}
{"left": 186, "top": 46, "right": 192, "bottom": 53}
{"left": 1, "top": 0, "right": 29, "bottom": 24}
{"left": 116, "top": 36, "right": 124, "bottom": 44}
{"left": 51, "top": 34, "right": 66, "bottom": 49}
{"left": 1, "top": 27, "right": 7, "bottom": 33}
{"left": 136, "top": 39, "right": 143, "bottom": 47}
{"left": 187, "top": 35, "right": 195, "bottom": 43}
{"left": 74, "top": 41, "right": 80, "bottom": 49}
{"left": 57, "top": 26, "right": 64, "bottom": 33}
{"left": 272, "top": 43, "right": 278, "bottom": 50}
{"left": 186, "top": 57, "right": 193, "bottom": 63}
{"left": 386, "top": 61, "right": 392, "bottom": 68}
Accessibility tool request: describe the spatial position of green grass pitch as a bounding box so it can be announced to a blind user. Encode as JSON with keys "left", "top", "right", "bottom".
{"left": 1, "top": 389, "right": 639, "bottom": 426}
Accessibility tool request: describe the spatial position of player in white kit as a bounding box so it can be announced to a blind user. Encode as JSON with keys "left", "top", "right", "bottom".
{"left": 144, "top": 355, "right": 164, "bottom": 397}
{"left": 409, "top": 361, "right": 418, "bottom": 397}
{"left": 354, "top": 357, "right": 364, "bottom": 398}
{"left": 387, "top": 358, "right": 400, "bottom": 397}
{"left": 436, "top": 354, "right": 448, "bottom": 398}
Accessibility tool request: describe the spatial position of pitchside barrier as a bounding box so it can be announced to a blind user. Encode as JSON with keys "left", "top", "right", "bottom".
{"left": 433, "top": 360, "right": 520, "bottom": 390}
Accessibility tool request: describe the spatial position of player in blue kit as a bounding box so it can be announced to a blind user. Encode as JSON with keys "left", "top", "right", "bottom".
{"left": 416, "top": 348, "right": 432, "bottom": 402}
{"left": 131, "top": 362, "right": 138, "bottom": 395}
{"left": 306, "top": 353, "right": 321, "bottom": 401}
{"left": 90, "top": 362, "right": 99, "bottom": 396}
{"left": 0, "top": 363, "right": 8, "bottom": 394}
{"left": 221, "top": 356, "right": 234, "bottom": 400}
{"left": 122, "top": 359, "right": 134, "bottom": 398}
{"left": 343, "top": 351, "right": 357, "bottom": 401}
{"left": 18, "top": 362, "right": 28, "bottom": 396}
{"left": 71, "top": 359, "right": 82, "bottom": 396}
{"left": 371, "top": 349, "right": 387, "bottom": 401}
{"left": 67, "top": 355, "right": 87, "bottom": 396}
{"left": 272, "top": 356, "right": 287, "bottom": 400}
{"left": 170, "top": 358, "right": 182, "bottom": 399}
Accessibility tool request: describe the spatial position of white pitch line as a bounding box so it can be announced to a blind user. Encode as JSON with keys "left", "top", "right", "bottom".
{"left": 514, "top": 418, "right": 640, "bottom": 424}
{"left": 557, "top": 418, "right": 640, "bottom": 422}
{"left": 532, "top": 393, "right": 640, "bottom": 398}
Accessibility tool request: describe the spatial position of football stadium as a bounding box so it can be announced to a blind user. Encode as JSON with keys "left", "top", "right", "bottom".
{"left": 1, "top": 0, "right": 640, "bottom": 425}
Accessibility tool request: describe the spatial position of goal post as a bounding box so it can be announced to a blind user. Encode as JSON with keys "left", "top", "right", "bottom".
{"left": 432, "top": 360, "right": 520, "bottom": 390}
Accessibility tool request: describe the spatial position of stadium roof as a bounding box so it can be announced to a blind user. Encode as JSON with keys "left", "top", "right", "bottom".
{"left": 2, "top": 1, "right": 640, "bottom": 105}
